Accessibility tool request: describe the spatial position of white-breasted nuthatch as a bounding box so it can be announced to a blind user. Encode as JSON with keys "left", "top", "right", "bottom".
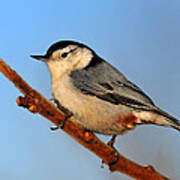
{"left": 31, "top": 40, "right": 180, "bottom": 145}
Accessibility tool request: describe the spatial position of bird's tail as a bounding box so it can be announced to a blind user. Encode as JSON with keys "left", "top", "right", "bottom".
{"left": 134, "top": 108, "right": 180, "bottom": 131}
{"left": 155, "top": 108, "right": 180, "bottom": 131}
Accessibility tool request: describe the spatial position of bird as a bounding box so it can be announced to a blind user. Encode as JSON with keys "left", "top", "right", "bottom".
{"left": 31, "top": 40, "right": 180, "bottom": 148}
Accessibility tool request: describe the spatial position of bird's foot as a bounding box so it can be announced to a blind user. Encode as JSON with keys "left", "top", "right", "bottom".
{"left": 101, "top": 135, "right": 119, "bottom": 168}
{"left": 50, "top": 112, "right": 73, "bottom": 130}
{"left": 49, "top": 98, "right": 73, "bottom": 130}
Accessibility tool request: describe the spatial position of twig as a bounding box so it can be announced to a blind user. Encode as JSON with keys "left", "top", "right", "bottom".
{"left": 0, "top": 58, "right": 170, "bottom": 180}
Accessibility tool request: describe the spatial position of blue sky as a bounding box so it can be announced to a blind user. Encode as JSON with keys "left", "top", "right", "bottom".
{"left": 0, "top": 1, "right": 180, "bottom": 179}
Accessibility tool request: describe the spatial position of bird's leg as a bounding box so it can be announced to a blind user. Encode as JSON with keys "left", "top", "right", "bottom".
{"left": 107, "top": 135, "right": 117, "bottom": 148}
{"left": 107, "top": 135, "right": 119, "bottom": 165}
{"left": 50, "top": 99, "right": 73, "bottom": 130}
{"left": 50, "top": 111, "right": 73, "bottom": 130}
{"left": 101, "top": 135, "right": 119, "bottom": 168}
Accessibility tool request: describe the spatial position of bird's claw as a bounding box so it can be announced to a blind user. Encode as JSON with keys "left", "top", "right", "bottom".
{"left": 50, "top": 112, "right": 73, "bottom": 131}
{"left": 101, "top": 135, "right": 118, "bottom": 168}
{"left": 108, "top": 151, "right": 119, "bottom": 166}
{"left": 49, "top": 98, "right": 73, "bottom": 130}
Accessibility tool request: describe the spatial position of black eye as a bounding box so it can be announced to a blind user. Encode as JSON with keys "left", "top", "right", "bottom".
{"left": 61, "top": 52, "right": 68, "bottom": 58}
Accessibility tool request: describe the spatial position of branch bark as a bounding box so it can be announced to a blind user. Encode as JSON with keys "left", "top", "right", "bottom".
{"left": 0, "top": 58, "right": 170, "bottom": 180}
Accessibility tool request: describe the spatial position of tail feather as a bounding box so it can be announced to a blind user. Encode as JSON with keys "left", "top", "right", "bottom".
{"left": 133, "top": 108, "right": 180, "bottom": 131}
{"left": 154, "top": 108, "right": 180, "bottom": 131}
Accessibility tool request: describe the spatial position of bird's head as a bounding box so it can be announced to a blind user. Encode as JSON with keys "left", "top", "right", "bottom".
{"left": 31, "top": 40, "right": 95, "bottom": 77}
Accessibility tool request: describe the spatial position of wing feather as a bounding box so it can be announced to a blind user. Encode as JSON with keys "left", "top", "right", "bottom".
{"left": 70, "top": 56, "right": 155, "bottom": 110}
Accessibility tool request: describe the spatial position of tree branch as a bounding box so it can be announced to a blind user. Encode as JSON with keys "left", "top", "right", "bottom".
{"left": 0, "top": 58, "right": 170, "bottom": 180}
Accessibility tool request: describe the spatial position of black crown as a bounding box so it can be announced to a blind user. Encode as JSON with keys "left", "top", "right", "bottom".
{"left": 45, "top": 40, "right": 94, "bottom": 58}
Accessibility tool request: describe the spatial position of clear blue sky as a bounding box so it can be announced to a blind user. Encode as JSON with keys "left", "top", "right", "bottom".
{"left": 0, "top": 1, "right": 180, "bottom": 179}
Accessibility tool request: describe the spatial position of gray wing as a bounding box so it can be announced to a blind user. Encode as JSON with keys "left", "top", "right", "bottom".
{"left": 69, "top": 57, "right": 155, "bottom": 111}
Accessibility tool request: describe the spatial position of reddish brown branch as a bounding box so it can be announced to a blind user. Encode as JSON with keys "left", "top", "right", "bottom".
{"left": 0, "top": 58, "right": 170, "bottom": 180}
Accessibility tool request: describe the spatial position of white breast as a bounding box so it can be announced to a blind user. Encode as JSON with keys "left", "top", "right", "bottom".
{"left": 51, "top": 74, "right": 131, "bottom": 134}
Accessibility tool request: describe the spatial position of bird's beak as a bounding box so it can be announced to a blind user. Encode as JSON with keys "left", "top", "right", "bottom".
{"left": 30, "top": 55, "right": 48, "bottom": 61}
